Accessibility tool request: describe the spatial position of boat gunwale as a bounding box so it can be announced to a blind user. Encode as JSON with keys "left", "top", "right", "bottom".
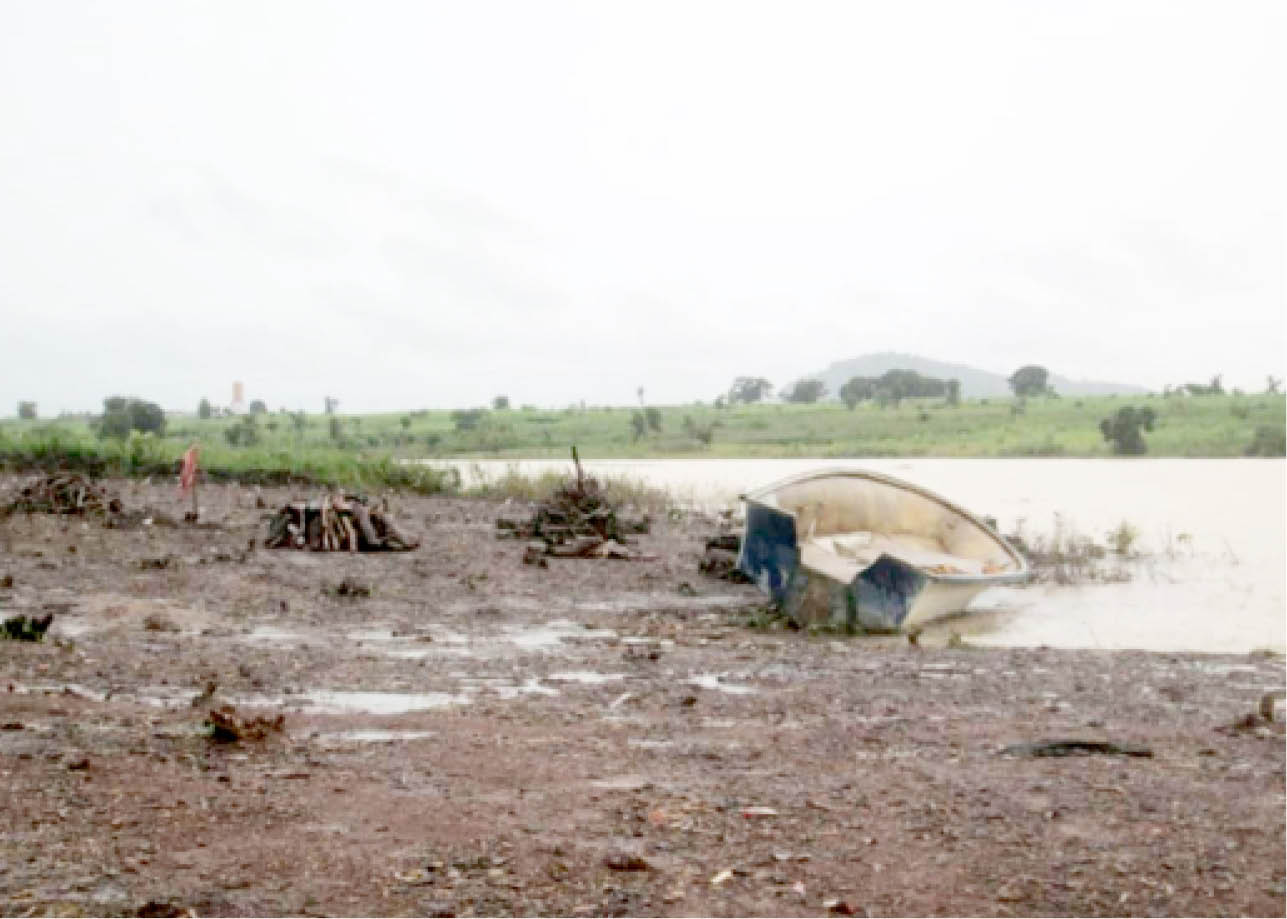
{"left": 739, "top": 466, "right": 1030, "bottom": 582}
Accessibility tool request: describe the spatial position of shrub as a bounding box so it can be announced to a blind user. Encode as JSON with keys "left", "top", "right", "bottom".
{"left": 1099, "top": 406, "right": 1156, "bottom": 455}
{"left": 452, "top": 408, "right": 488, "bottom": 432}
{"left": 17, "top": 401, "right": 36, "bottom": 420}
{"left": 1246, "top": 425, "right": 1286, "bottom": 457}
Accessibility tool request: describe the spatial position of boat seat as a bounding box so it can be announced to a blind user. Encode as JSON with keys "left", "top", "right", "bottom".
{"left": 804, "top": 531, "right": 986, "bottom": 577}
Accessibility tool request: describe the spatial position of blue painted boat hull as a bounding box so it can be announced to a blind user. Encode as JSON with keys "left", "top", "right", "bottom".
{"left": 736, "top": 468, "right": 1028, "bottom": 632}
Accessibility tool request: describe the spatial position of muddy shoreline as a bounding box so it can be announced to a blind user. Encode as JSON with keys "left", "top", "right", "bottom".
{"left": 2, "top": 477, "right": 1283, "bottom": 917}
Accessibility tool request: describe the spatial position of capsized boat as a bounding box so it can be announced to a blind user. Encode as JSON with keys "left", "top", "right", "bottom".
{"left": 737, "top": 468, "right": 1028, "bottom": 632}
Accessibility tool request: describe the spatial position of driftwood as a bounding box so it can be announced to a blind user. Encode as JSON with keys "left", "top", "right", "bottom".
{"left": 2, "top": 474, "right": 122, "bottom": 518}
{"left": 265, "top": 494, "right": 418, "bottom": 552}
{"left": 497, "top": 447, "right": 651, "bottom": 561}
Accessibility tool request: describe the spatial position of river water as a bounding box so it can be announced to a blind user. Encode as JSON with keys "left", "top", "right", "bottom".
{"left": 443, "top": 458, "right": 1285, "bottom": 655}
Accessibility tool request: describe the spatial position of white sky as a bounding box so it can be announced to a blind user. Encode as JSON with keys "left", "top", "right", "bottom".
{"left": 1, "top": 0, "right": 1283, "bottom": 414}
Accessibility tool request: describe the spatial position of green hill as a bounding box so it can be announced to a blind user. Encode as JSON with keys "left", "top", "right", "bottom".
{"left": 807, "top": 352, "right": 1149, "bottom": 400}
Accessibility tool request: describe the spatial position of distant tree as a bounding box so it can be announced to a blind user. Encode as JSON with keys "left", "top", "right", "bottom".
{"left": 636, "top": 386, "right": 645, "bottom": 405}
{"left": 1264, "top": 376, "right": 1282, "bottom": 395}
{"left": 1183, "top": 375, "right": 1224, "bottom": 397}
{"left": 248, "top": 399, "right": 267, "bottom": 415}
{"left": 324, "top": 396, "right": 339, "bottom": 414}
{"left": 328, "top": 416, "right": 343, "bottom": 442}
{"left": 17, "top": 401, "right": 36, "bottom": 420}
{"left": 630, "top": 411, "right": 647, "bottom": 441}
{"left": 399, "top": 415, "right": 411, "bottom": 431}
{"left": 945, "top": 379, "right": 961, "bottom": 406}
{"left": 781, "top": 379, "right": 826, "bottom": 404}
{"left": 839, "top": 377, "right": 876, "bottom": 409}
{"left": 645, "top": 407, "right": 662, "bottom": 432}
{"left": 1099, "top": 406, "right": 1156, "bottom": 455}
{"left": 290, "top": 411, "right": 307, "bottom": 434}
{"left": 1008, "top": 365, "right": 1052, "bottom": 397}
{"left": 197, "top": 398, "right": 213, "bottom": 420}
{"left": 492, "top": 395, "right": 510, "bottom": 410}
{"left": 729, "top": 377, "right": 773, "bottom": 404}
{"left": 98, "top": 396, "right": 165, "bottom": 439}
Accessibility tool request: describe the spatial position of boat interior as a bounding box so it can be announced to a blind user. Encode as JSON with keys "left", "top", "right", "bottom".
{"left": 747, "top": 471, "right": 1022, "bottom": 582}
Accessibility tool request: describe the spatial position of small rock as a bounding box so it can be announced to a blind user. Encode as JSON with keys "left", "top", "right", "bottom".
{"left": 710, "top": 868, "right": 733, "bottom": 886}
{"left": 66, "top": 756, "right": 90, "bottom": 771}
{"left": 604, "top": 852, "right": 653, "bottom": 872}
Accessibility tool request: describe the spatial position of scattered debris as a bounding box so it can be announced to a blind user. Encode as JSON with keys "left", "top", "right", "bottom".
{"left": 741, "top": 806, "right": 778, "bottom": 818}
{"left": 999, "top": 739, "right": 1153, "bottom": 758}
{"left": 710, "top": 868, "right": 734, "bottom": 886}
{"left": 205, "top": 705, "right": 285, "bottom": 743}
{"left": 1217, "top": 694, "right": 1286, "bottom": 736}
{"left": 328, "top": 578, "right": 373, "bottom": 599}
{"left": 264, "top": 494, "right": 419, "bottom": 552}
{"left": 2, "top": 474, "right": 122, "bottom": 518}
{"left": 142, "top": 613, "right": 180, "bottom": 632}
{"left": 699, "top": 533, "right": 751, "bottom": 582}
{"left": 603, "top": 851, "right": 654, "bottom": 871}
{"left": 3, "top": 612, "right": 54, "bottom": 641}
{"left": 495, "top": 448, "right": 651, "bottom": 561}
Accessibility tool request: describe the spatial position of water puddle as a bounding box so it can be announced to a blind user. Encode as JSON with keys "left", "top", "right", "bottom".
{"left": 459, "top": 676, "right": 558, "bottom": 699}
{"left": 245, "top": 625, "right": 310, "bottom": 643}
{"left": 317, "top": 729, "right": 436, "bottom": 744}
{"left": 507, "top": 620, "right": 617, "bottom": 651}
{"left": 690, "top": 673, "right": 757, "bottom": 695}
{"left": 236, "top": 690, "right": 468, "bottom": 714}
{"left": 547, "top": 671, "right": 624, "bottom": 685}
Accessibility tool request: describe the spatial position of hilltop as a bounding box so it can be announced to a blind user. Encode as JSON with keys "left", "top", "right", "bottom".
{"left": 807, "top": 352, "right": 1149, "bottom": 400}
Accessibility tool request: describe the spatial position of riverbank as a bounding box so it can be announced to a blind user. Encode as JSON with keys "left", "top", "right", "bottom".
{"left": 7, "top": 392, "right": 1285, "bottom": 464}
{"left": 2, "top": 478, "right": 1283, "bottom": 916}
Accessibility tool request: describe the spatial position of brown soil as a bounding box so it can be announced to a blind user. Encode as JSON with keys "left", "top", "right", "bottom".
{"left": 1, "top": 477, "right": 1283, "bottom": 917}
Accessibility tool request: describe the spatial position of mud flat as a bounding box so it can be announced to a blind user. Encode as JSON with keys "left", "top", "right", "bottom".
{"left": 1, "top": 477, "right": 1283, "bottom": 917}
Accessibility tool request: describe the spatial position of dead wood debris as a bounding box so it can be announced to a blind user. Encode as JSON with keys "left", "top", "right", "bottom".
{"left": 2, "top": 474, "right": 122, "bottom": 518}
{"left": 496, "top": 450, "right": 651, "bottom": 561}
{"left": 205, "top": 705, "right": 285, "bottom": 743}
{"left": 264, "top": 494, "right": 418, "bottom": 552}
{"left": 699, "top": 533, "right": 751, "bottom": 582}
{"left": 3, "top": 612, "right": 54, "bottom": 641}
{"left": 999, "top": 739, "right": 1153, "bottom": 758}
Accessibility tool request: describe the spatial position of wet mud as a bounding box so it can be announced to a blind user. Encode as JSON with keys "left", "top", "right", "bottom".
{"left": 1, "top": 477, "right": 1284, "bottom": 916}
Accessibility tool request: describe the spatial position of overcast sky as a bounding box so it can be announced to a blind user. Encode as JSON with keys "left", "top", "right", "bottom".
{"left": 1, "top": 1, "right": 1283, "bottom": 415}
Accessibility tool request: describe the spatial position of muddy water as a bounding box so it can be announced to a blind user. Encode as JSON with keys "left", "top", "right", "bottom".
{"left": 449, "top": 458, "right": 1285, "bottom": 654}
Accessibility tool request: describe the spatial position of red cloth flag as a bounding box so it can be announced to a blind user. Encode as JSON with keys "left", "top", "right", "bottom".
{"left": 179, "top": 445, "right": 200, "bottom": 494}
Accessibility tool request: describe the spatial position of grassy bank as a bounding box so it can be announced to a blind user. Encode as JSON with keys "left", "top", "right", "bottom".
{"left": 0, "top": 426, "right": 460, "bottom": 495}
{"left": 2, "top": 394, "right": 1282, "bottom": 490}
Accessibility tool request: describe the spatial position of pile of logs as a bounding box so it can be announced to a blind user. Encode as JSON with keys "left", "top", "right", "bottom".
{"left": 496, "top": 450, "right": 651, "bottom": 560}
{"left": 2, "top": 474, "right": 122, "bottom": 517}
{"left": 264, "top": 494, "right": 418, "bottom": 552}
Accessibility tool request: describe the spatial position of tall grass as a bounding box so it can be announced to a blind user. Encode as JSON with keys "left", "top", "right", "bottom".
{"left": 0, "top": 425, "right": 460, "bottom": 495}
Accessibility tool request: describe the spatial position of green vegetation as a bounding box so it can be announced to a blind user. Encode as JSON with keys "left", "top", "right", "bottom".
{"left": 1, "top": 393, "right": 1282, "bottom": 489}
{"left": 0, "top": 425, "right": 459, "bottom": 494}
